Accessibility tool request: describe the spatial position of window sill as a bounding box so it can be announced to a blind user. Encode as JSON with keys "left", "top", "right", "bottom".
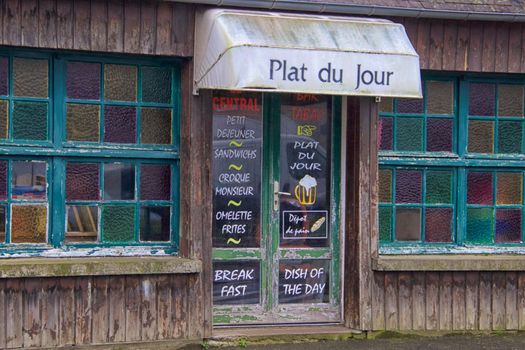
{"left": 373, "top": 255, "right": 525, "bottom": 271}
{"left": 0, "top": 256, "right": 202, "bottom": 278}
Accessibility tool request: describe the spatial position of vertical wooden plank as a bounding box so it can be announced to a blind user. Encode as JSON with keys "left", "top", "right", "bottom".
{"left": 384, "top": 273, "right": 398, "bottom": 330}
{"left": 6, "top": 280, "right": 23, "bottom": 348}
{"left": 0, "top": 279, "right": 5, "bottom": 349}
{"left": 58, "top": 278, "right": 75, "bottom": 345}
{"left": 23, "top": 279, "right": 42, "bottom": 347}
{"left": 425, "top": 272, "right": 439, "bottom": 330}
{"left": 90, "top": 0, "right": 107, "bottom": 52}
{"left": 508, "top": 23, "right": 522, "bottom": 73}
{"left": 506, "top": 272, "right": 518, "bottom": 330}
{"left": 521, "top": 25, "right": 525, "bottom": 73}
{"left": 371, "top": 272, "right": 385, "bottom": 330}
{"left": 73, "top": 0, "right": 90, "bottom": 50}
{"left": 495, "top": 23, "right": 510, "bottom": 73}
{"left": 492, "top": 272, "right": 506, "bottom": 330}
{"left": 468, "top": 21, "right": 483, "bottom": 72}
{"left": 125, "top": 276, "right": 141, "bottom": 342}
{"left": 108, "top": 276, "right": 125, "bottom": 343}
{"left": 455, "top": 21, "right": 470, "bottom": 71}
{"left": 479, "top": 272, "right": 492, "bottom": 330}
{"left": 56, "top": 0, "right": 73, "bottom": 49}
{"left": 442, "top": 21, "right": 457, "bottom": 71}
{"left": 403, "top": 18, "right": 419, "bottom": 50}
{"left": 107, "top": 0, "right": 124, "bottom": 52}
{"left": 38, "top": 0, "right": 58, "bottom": 48}
{"left": 123, "top": 0, "right": 140, "bottom": 53}
{"left": 452, "top": 272, "right": 466, "bottom": 330}
{"left": 41, "top": 279, "right": 59, "bottom": 347}
{"left": 91, "top": 277, "right": 109, "bottom": 344}
{"left": 428, "top": 19, "right": 444, "bottom": 70}
{"left": 157, "top": 275, "right": 173, "bottom": 339}
{"left": 439, "top": 272, "right": 453, "bottom": 330}
{"left": 416, "top": 18, "right": 430, "bottom": 70}
{"left": 518, "top": 273, "right": 525, "bottom": 330}
{"left": 172, "top": 2, "right": 194, "bottom": 56}
{"left": 4, "top": 0, "right": 21, "bottom": 46}
{"left": 74, "top": 277, "right": 92, "bottom": 345}
{"left": 412, "top": 272, "right": 425, "bottom": 330}
{"left": 20, "top": 0, "right": 38, "bottom": 47}
{"left": 141, "top": 277, "right": 158, "bottom": 341}
{"left": 465, "top": 272, "right": 479, "bottom": 330}
{"left": 172, "top": 275, "right": 188, "bottom": 338}
{"left": 155, "top": 1, "right": 172, "bottom": 55}
{"left": 140, "top": 1, "right": 156, "bottom": 54}
{"left": 481, "top": 22, "right": 497, "bottom": 72}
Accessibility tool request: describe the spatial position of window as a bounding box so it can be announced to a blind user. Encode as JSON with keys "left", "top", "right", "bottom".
{"left": 0, "top": 50, "right": 180, "bottom": 255}
{"left": 379, "top": 75, "right": 525, "bottom": 253}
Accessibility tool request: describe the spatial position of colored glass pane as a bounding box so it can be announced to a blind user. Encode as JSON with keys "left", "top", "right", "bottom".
{"left": 12, "top": 102, "right": 48, "bottom": 141}
{"left": 142, "top": 66, "right": 171, "bottom": 103}
{"left": 66, "top": 103, "right": 100, "bottom": 142}
{"left": 425, "top": 208, "right": 452, "bottom": 243}
{"left": 498, "top": 84, "right": 524, "bottom": 117}
{"left": 140, "top": 164, "right": 171, "bottom": 200}
{"left": 0, "top": 206, "right": 5, "bottom": 243}
{"left": 427, "top": 118, "right": 453, "bottom": 152}
{"left": 104, "top": 106, "right": 136, "bottom": 144}
{"left": 103, "top": 163, "right": 135, "bottom": 200}
{"left": 0, "top": 161, "right": 6, "bottom": 200}
{"left": 496, "top": 172, "right": 522, "bottom": 205}
{"left": 396, "top": 117, "right": 423, "bottom": 151}
{"left": 498, "top": 121, "right": 522, "bottom": 154}
{"left": 12, "top": 161, "right": 47, "bottom": 200}
{"left": 378, "top": 168, "right": 392, "bottom": 203}
{"left": 395, "top": 169, "right": 422, "bottom": 203}
{"left": 66, "top": 163, "right": 100, "bottom": 201}
{"left": 397, "top": 98, "right": 423, "bottom": 114}
{"left": 10, "top": 205, "right": 47, "bottom": 243}
{"left": 66, "top": 205, "right": 98, "bottom": 243}
{"left": 395, "top": 208, "right": 421, "bottom": 241}
{"left": 469, "top": 83, "right": 495, "bottom": 116}
{"left": 466, "top": 208, "right": 494, "bottom": 244}
{"left": 495, "top": 209, "right": 521, "bottom": 243}
{"left": 66, "top": 61, "right": 101, "bottom": 100}
{"left": 426, "top": 80, "right": 454, "bottom": 115}
{"left": 467, "top": 171, "right": 493, "bottom": 205}
{"left": 140, "top": 108, "right": 172, "bottom": 144}
{"left": 468, "top": 120, "right": 494, "bottom": 153}
{"left": 379, "top": 207, "right": 392, "bottom": 242}
{"left": 378, "top": 117, "right": 393, "bottom": 151}
{"left": 0, "top": 57, "right": 8, "bottom": 95}
{"left": 104, "top": 64, "right": 137, "bottom": 102}
{"left": 426, "top": 170, "right": 452, "bottom": 204}
{"left": 102, "top": 205, "right": 135, "bottom": 242}
{"left": 140, "top": 206, "right": 170, "bottom": 241}
{"left": 0, "top": 100, "right": 8, "bottom": 139}
{"left": 379, "top": 97, "right": 393, "bottom": 113}
{"left": 13, "top": 57, "right": 48, "bottom": 98}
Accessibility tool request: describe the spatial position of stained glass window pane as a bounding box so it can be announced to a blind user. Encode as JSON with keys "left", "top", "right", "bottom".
{"left": 66, "top": 205, "right": 98, "bottom": 243}
{"left": 102, "top": 205, "right": 135, "bottom": 242}
{"left": 469, "top": 83, "right": 495, "bottom": 116}
{"left": 142, "top": 66, "right": 171, "bottom": 104}
{"left": 498, "top": 84, "right": 524, "bottom": 117}
{"left": 468, "top": 120, "right": 494, "bottom": 153}
{"left": 11, "top": 205, "right": 47, "bottom": 243}
{"left": 379, "top": 97, "right": 393, "bottom": 113}
{"left": 66, "top": 61, "right": 101, "bottom": 100}
{"left": 426, "top": 81, "right": 454, "bottom": 115}
{"left": 378, "top": 168, "right": 392, "bottom": 203}
{"left": 0, "top": 206, "right": 5, "bottom": 243}
{"left": 395, "top": 208, "right": 421, "bottom": 241}
{"left": 379, "top": 207, "right": 392, "bottom": 242}
{"left": 427, "top": 118, "right": 453, "bottom": 152}
{"left": 140, "top": 108, "right": 171, "bottom": 144}
{"left": 425, "top": 208, "right": 452, "bottom": 242}
{"left": 498, "top": 121, "right": 522, "bottom": 154}
{"left": 378, "top": 117, "right": 393, "bottom": 151}
{"left": 397, "top": 98, "right": 423, "bottom": 114}
{"left": 140, "top": 206, "right": 170, "bottom": 241}
{"left": 0, "top": 57, "right": 8, "bottom": 96}
{"left": 12, "top": 161, "right": 47, "bottom": 200}
{"left": 140, "top": 164, "right": 171, "bottom": 200}
{"left": 0, "top": 161, "right": 6, "bottom": 200}
{"left": 0, "top": 100, "right": 8, "bottom": 139}
{"left": 466, "top": 208, "right": 494, "bottom": 244}
{"left": 395, "top": 169, "right": 422, "bottom": 203}
{"left": 66, "top": 163, "right": 100, "bottom": 201}
{"left": 13, "top": 57, "right": 48, "bottom": 98}
{"left": 12, "top": 102, "right": 48, "bottom": 141}
{"left": 66, "top": 103, "right": 100, "bottom": 142}
{"left": 467, "top": 171, "right": 493, "bottom": 205}
{"left": 104, "top": 106, "right": 136, "bottom": 144}
{"left": 495, "top": 209, "right": 521, "bottom": 243}
{"left": 496, "top": 172, "right": 522, "bottom": 205}
{"left": 396, "top": 118, "right": 423, "bottom": 151}
{"left": 104, "top": 163, "right": 135, "bottom": 200}
{"left": 426, "top": 171, "right": 452, "bottom": 204}
{"left": 104, "top": 64, "right": 137, "bottom": 102}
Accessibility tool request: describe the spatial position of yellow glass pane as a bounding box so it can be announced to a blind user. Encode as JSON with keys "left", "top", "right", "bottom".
{"left": 498, "top": 84, "right": 524, "bottom": 117}
{"left": 141, "top": 108, "right": 172, "bottom": 144}
{"left": 468, "top": 120, "right": 494, "bottom": 153}
{"left": 11, "top": 205, "right": 47, "bottom": 243}
{"left": 13, "top": 57, "right": 48, "bottom": 98}
{"left": 379, "top": 169, "right": 392, "bottom": 203}
{"left": 497, "top": 172, "right": 522, "bottom": 205}
{"left": 426, "top": 81, "right": 454, "bottom": 115}
{"left": 104, "top": 64, "right": 137, "bottom": 102}
{"left": 66, "top": 103, "right": 100, "bottom": 142}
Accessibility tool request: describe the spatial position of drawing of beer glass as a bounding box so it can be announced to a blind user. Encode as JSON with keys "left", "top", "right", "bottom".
{"left": 294, "top": 175, "right": 317, "bottom": 205}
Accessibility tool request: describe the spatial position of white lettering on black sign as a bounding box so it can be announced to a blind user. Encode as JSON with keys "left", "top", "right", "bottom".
{"left": 279, "top": 260, "right": 330, "bottom": 304}
{"left": 213, "top": 261, "right": 260, "bottom": 305}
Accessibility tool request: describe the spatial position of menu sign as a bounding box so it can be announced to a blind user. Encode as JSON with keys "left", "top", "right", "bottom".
{"left": 279, "top": 94, "right": 331, "bottom": 247}
{"left": 213, "top": 260, "right": 260, "bottom": 305}
{"left": 279, "top": 259, "right": 330, "bottom": 304}
{"left": 212, "top": 91, "right": 263, "bottom": 248}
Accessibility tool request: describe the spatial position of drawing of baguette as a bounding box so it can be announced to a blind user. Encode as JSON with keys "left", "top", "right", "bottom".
{"left": 311, "top": 217, "right": 326, "bottom": 232}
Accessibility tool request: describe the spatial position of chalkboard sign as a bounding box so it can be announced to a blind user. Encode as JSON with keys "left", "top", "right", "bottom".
{"left": 278, "top": 259, "right": 330, "bottom": 304}
{"left": 212, "top": 91, "right": 263, "bottom": 248}
{"left": 213, "top": 260, "right": 260, "bottom": 305}
{"left": 279, "top": 94, "right": 331, "bottom": 247}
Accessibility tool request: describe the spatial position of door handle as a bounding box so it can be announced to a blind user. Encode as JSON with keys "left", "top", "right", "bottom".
{"left": 273, "top": 181, "right": 291, "bottom": 211}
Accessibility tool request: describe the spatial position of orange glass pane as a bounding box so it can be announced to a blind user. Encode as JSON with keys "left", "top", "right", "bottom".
{"left": 11, "top": 205, "right": 47, "bottom": 243}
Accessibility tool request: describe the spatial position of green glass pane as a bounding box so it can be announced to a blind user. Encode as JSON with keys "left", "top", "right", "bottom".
{"left": 498, "top": 84, "right": 524, "bottom": 117}
{"left": 0, "top": 100, "right": 7, "bottom": 139}
{"left": 142, "top": 66, "right": 171, "bottom": 103}
{"left": 468, "top": 120, "right": 493, "bottom": 153}
{"left": 497, "top": 172, "right": 522, "bottom": 205}
{"left": 13, "top": 57, "right": 48, "bottom": 98}
{"left": 140, "top": 108, "right": 172, "bottom": 144}
{"left": 11, "top": 205, "right": 47, "bottom": 243}
{"left": 396, "top": 117, "right": 423, "bottom": 151}
{"left": 498, "top": 121, "right": 522, "bottom": 154}
{"left": 379, "top": 169, "right": 392, "bottom": 203}
{"left": 66, "top": 103, "right": 100, "bottom": 142}
{"left": 12, "top": 102, "right": 48, "bottom": 141}
{"left": 379, "top": 97, "right": 393, "bottom": 113}
{"left": 466, "top": 208, "right": 494, "bottom": 244}
{"left": 102, "top": 205, "right": 135, "bottom": 242}
{"left": 379, "top": 207, "right": 392, "bottom": 242}
{"left": 104, "top": 64, "right": 137, "bottom": 102}
{"left": 426, "top": 170, "right": 452, "bottom": 204}
{"left": 426, "top": 80, "right": 454, "bottom": 115}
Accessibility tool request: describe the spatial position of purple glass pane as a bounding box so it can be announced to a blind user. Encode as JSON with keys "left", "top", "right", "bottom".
{"left": 469, "top": 83, "right": 496, "bottom": 116}
{"left": 0, "top": 57, "right": 7, "bottom": 96}
{"left": 427, "top": 118, "right": 453, "bottom": 152}
{"left": 140, "top": 164, "right": 171, "bottom": 200}
{"left": 104, "top": 106, "right": 136, "bottom": 144}
{"left": 425, "top": 208, "right": 452, "bottom": 242}
{"left": 66, "top": 163, "right": 100, "bottom": 201}
{"left": 0, "top": 161, "right": 6, "bottom": 200}
{"left": 467, "top": 171, "right": 493, "bottom": 205}
{"left": 397, "top": 98, "right": 424, "bottom": 114}
{"left": 378, "top": 117, "right": 393, "bottom": 151}
{"left": 496, "top": 209, "right": 521, "bottom": 243}
{"left": 66, "top": 62, "right": 101, "bottom": 100}
{"left": 395, "top": 169, "right": 422, "bottom": 203}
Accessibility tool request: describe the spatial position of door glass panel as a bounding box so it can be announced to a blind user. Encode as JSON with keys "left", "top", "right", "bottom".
{"left": 213, "top": 260, "right": 261, "bottom": 305}
{"left": 279, "top": 259, "right": 330, "bottom": 304}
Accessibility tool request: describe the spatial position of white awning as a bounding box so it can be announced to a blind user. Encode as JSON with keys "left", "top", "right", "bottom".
{"left": 194, "top": 9, "right": 422, "bottom": 98}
